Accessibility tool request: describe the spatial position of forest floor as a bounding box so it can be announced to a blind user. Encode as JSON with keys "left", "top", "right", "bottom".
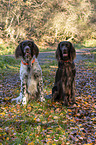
{"left": 0, "top": 48, "right": 95, "bottom": 144}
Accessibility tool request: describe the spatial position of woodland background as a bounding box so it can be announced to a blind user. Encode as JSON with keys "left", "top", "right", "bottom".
{"left": 0, "top": 0, "right": 96, "bottom": 50}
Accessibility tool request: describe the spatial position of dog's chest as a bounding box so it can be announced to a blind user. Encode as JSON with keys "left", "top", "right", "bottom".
{"left": 58, "top": 64, "right": 73, "bottom": 83}
{"left": 58, "top": 61, "right": 75, "bottom": 78}
{"left": 20, "top": 59, "right": 41, "bottom": 77}
{"left": 62, "top": 66, "right": 72, "bottom": 77}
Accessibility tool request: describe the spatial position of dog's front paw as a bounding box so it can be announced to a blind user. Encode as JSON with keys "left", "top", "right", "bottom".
{"left": 40, "top": 95, "right": 45, "bottom": 102}
{"left": 22, "top": 93, "right": 29, "bottom": 105}
{"left": 11, "top": 95, "right": 22, "bottom": 103}
{"left": 22, "top": 97, "right": 27, "bottom": 105}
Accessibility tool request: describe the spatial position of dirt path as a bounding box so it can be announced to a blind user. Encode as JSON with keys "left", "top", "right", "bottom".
{"left": 38, "top": 48, "right": 94, "bottom": 63}
{"left": 4, "top": 48, "right": 94, "bottom": 62}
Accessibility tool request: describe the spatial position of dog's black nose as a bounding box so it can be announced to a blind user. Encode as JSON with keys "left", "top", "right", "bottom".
{"left": 26, "top": 48, "right": 30, "bottom": 52}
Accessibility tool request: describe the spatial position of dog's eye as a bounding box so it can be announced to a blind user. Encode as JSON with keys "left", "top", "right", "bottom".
{"left": 65, "top": 44, "right": 68, "bottom": 47}
{"left": 61, "top": 44, "right": 64, "bottom": 47}
{"left": 28, "top": 43, "right": 32, "bottom": 47}
{"left": 22, "top": 43, "right": 26, "bottom": 47}
{"left": 66, "top": 43, "right": 70, "bottom": 48}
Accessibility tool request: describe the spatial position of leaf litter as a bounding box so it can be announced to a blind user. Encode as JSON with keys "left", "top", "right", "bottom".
{"left": 66, "top": 60, "right": 95, "bottom": 144}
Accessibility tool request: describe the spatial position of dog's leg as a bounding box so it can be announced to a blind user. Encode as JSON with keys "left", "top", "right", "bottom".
{"left": 63, "top": 95, "right": 68, "bottom": 106}
{"left": 62, "top": 82, "right": 68, "bottom": 106}
{"left": 11, "top": 78, "right": 23, "bottom": 103}
{"left": 22, "top": 76, "right": 29, "bottom": 105}
{"left": 38, "top": 77, "right": 45, "bottom": 102}
{"left": 52, "top": 85, "right": 58, "bottom": 102}
{"left": 71, "top": 67, "right": 76, "bottom": 104}
{"left": 12, "top": 75, "right": 29, "bottom": 105}
{"left": 51, "top": 92, "right": 58, "bottom": 102}
{"left": 71, "top": 80, "right": 76, "bottom": 104}
{"left": 11, "top": 93, "right": 22, "bottom": 103}
{"left": 68, "top": 87, "right": 71, "bottom": 105}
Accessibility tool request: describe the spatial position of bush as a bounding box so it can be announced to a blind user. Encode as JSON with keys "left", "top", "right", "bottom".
{"left": 0, "top": 0, "right": 96, "bottom": 45}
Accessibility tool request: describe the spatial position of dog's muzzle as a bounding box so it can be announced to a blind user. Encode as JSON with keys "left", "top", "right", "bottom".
{"left": 63, "top": 50, "right": 68, "bottom": 57}
{"left": 24, "top": 46, "right": 31, "bottom": 62}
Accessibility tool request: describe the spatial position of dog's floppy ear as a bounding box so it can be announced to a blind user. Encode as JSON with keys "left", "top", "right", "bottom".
{"left": 33, "top": 43, "right": 39, "bottom": 58}
{"left": 70, "top": 43, "right": 76, "bottom": 61}
{"left": 15, "top": 42, "right": 23, "bottom": 58}
{"left": 56, "top": 42, "right": 61, "bottom": 61}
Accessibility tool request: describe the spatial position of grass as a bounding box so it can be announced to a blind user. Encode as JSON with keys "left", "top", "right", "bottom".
{"left": 0, "top": 55, "right": 20, "bottom": 70}
{"left": 83, "top": 48, "right": 96, "bottom": 68}
{"left": 74, "top": 40, "right": 96, "bottom": 49}
{"left": 1, "top": 101, "right": 68, "bottom": 144}
{"left": 83, "top": 39, "right": 96, "bottom": 48}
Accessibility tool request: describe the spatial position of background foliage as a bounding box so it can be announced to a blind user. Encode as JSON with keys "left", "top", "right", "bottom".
{"left": 0, "top": 0, "right": 96, "bottom": 48}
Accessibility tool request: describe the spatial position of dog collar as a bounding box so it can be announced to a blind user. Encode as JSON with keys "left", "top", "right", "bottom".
{"left": 60, "top": 60, "right": 69, "bottom": 63}
{"left": 21, "top": 58, "right": 35, "bottom": 65}
{"left": 58, "top": 61, "right": 75, "bottom": 70}
{"left": 31, "top": 58, "right": 35, "bottom": 64}
{"left": 63, "top": 60, "right": 69, "bottom": 62}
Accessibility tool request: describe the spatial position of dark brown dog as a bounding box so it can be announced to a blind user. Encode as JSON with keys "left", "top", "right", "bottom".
{"left": 52, "top": 41, "right": 76, "bottom": 106}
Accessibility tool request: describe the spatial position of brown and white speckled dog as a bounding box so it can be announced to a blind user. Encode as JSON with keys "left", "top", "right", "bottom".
{"left": 12, "top": 40, "right": 45, "bottom": 105}
{"left": 52, "top": 41, "right": 76, "bottom": 106}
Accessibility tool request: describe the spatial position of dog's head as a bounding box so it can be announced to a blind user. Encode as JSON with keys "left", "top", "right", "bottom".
{"left": 56, "top": 41, "right": 76, "bottom": 61}
{"left": 15, "top": 40, "right": 39, "bottom": 62}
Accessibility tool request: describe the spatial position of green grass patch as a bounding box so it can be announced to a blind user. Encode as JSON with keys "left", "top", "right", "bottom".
{"left": 73, "top": 39, "right": 96, "bottom": 49}
{"left": 83, "top": 39, "right": 96, "bottom": 48}
{"left": 0, "top": 55, "right": 20, "bottom": 71}
{"left": 74, "top": 43, "right": 86, "bottom": 49}
{"left": 82, "top": 48, "right": 95, "bottom": 70}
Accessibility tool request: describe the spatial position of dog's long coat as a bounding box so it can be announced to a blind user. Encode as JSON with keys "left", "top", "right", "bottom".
{"left": 12, "top": 40, "right": 45, "bottom": 105}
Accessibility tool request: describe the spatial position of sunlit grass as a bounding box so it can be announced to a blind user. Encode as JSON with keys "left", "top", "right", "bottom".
{"left": 83, "top": 39, "right": 96, "bottom": 47}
